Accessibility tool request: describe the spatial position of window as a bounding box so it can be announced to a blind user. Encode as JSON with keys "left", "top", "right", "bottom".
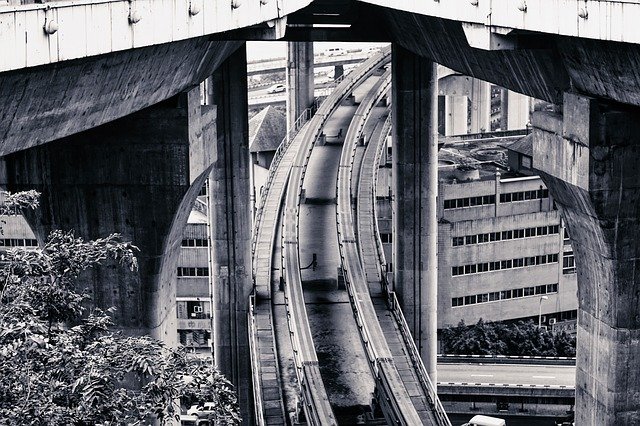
{"left": 464, "top": 264, "right": 477, "bottom": 274}
{"left": 513, "top": 258, "right": 524, "bottom": 268}
{"left": 514, "top": 229, "right": 525, "bottom": 239}
{"left": 549, "top": 253, "right": 559, "bottom": 263}
{"left": 549, "top": 225, "right": 560, "bottom": 234}
{"left": 452, "top": 266, "right": 465, "bottom": 276}
{"left": 465, "top": 235, "right": 477, "bottom": 245}
{"left": 535, "top": 285, "right": 547, "bottom": 295}
{"left": 182, "top": 239, "right": 209, "bottom": 247}
{"left": 500, "top": 290, "right": 512, "bottom": 300}
{"left": 380, "top": 234, "right": 392, "bottom": 244}
{"left": 513, "top": 288, "right": 524, "bottom": 298}
{"left": 490, "top": 232, "right": 501, "bottom": 242}
{"left": 525, "top": 227, "right": 535, "bottom": 237}
{"left": 452, "top": 236, "right": 464, "bottom": 246}
{"left": 464, "top": 295, "right": 477, "bottom": 305}
{"left": 547, "top": 283, "right": 558, "bottom": 293}
{"left": 478, "top": 233, "right": 490, "bottom": 244}
{"left": 177, "top": 267, "right": 209, "bottom": 277}
{"left": 452, "top": 297, "right": 464, "bottom": 307}
{"left": 537, "top": 226, "right": 548, "bottom": 236}
{"left": 489, "top": 292, "right": 500, "bottom": 301}
{"left": 524, "top": 287, "right": 535, "bottom": 296}
{"left": 477, "top": 262, "right": 489, "bottom": 273}
{"left": 521, "top": 155, "right": 532, "bottom": 169}
{"left": 502, "top": 230, "right": 513, "bottom": 240}
{"left": 563, "top": 251, "right": 576, "bottom": 274}
{"left": 478, "top": 293, "right": 489, "bottom": 303}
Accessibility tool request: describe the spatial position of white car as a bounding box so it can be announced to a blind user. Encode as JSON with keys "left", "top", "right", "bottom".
{"left": 324, "top": 47, "right": 346, "bottom": 57}
{"left": 266, "top": 83, "right": 286, "bottom": 94}
{"left": 186, "top": 402, "right": 216, "bottom": 418}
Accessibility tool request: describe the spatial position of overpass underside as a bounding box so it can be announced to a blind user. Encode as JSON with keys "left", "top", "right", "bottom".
{"left": 3, "top": 0, "right": 640, "bottom": 424}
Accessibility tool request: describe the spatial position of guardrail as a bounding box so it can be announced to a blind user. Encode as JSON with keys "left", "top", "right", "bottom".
{"left": 438, "top": 354, "right": 576, "bottom": 366}
{"left": 247, "top": 296, "right": 266, "bottom": 426}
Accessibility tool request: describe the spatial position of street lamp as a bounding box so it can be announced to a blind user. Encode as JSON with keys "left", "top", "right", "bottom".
{"left": 538, "top": 295, "right": 549, "bottom": 329}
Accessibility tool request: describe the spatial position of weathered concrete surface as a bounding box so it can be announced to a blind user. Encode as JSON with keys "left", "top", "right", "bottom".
{"left": 208, "top": 46, "right": 254, "bottom": 425}
{"left": 4, "top": 87, "right": 214, "bottom": 345}
{"left": 375, "top": 7, "right": 640, "bottom": 109}
{"left": 533, "top": 93, "right": 640, "bottom": 425}
{"left": 286, "top": 41, "right": 315, "bottom": 132}
{"left": 391, "top": 44, "right": 438, "bottom": 381}
{"left": 0, "top": 38, "right": 241, "bottom": 156}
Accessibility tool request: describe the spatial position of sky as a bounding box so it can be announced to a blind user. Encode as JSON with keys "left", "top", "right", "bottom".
{"left": 246, "top": 41, "right": 388, "bottom": 61}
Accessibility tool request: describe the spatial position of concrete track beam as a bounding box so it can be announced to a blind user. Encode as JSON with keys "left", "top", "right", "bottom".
{"left": 533, "top": 93, "right": 640, "bottom": 425}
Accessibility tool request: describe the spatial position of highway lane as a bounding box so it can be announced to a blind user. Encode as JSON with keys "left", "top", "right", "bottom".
{"left": 438, "top": 362, "right": 576, "bottom": 387}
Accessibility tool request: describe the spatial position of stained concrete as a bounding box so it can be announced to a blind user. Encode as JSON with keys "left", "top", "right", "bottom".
{"left": 533, "top": 93, "right": 640, "bottom": 425}
{"left": 5, "top": 87, "right": 212, "bottom": 345}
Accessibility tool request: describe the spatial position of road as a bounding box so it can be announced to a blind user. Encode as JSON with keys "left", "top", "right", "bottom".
{"left": 438, "top": 362, "right": 575, "bottom": 387}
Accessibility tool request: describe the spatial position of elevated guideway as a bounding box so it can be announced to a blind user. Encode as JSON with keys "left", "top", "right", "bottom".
{"left": 250, "top": 47, "right": 402, "bottom": 425}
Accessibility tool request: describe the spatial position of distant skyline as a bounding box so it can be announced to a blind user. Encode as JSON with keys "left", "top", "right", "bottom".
{"left": 247, "top": 41, "right": 388, "bottom": 61}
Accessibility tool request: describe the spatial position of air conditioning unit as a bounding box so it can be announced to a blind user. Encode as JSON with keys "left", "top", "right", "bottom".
{"left": 549, "top": 318, "right": 557, "bottom": 325}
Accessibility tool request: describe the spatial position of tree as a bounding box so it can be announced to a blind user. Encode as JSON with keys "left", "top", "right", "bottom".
{"left": 440, "top": 318, "right": 576, "bottom": 357}
{"left": 0, "top": 191, "right": 240, "bottom": 425}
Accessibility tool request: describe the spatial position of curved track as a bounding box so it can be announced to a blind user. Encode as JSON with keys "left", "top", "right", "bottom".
{"left": 251, "top": 47, "right": 393, "bottom": 425}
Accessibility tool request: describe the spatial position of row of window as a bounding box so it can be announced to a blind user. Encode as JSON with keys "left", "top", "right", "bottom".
{"left": 181, "top": 238, "right": 209, "bottom": 247}
{"left": 499, "top": 189, "right": 549, "bottom": 203}
{"left": 0, "top": 238, "right": 38, "bottom": 247}
{"left": 443, "top": 189, "right": 549, "bottom": 210}
{"left": 443, "top": 195, "right": 496, "bottom": 210}
{"left": 451, "top": 283, "right": 559, "bottom": 307}
{"left": 451, "top": 253, "right": 560, "bottom": 276}
{"left": 452, "top": 225, "right": 560, "bottom": 246}
{"left": 177, "top": 267, "right": 209, "bottom": 277}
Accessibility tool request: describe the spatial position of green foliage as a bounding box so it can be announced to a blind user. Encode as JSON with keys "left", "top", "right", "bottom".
{"left": 441, "top": 318, "right": 576, "bottom": 357}
{"left": 0, "top": 191, "right": 240, "bottom": 425}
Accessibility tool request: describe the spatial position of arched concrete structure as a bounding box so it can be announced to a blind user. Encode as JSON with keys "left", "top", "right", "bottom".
{"left": 533, "top": 93, "right": 640, "bottom": 425}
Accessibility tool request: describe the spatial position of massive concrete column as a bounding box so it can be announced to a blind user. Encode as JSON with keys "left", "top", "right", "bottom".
{"left": 392, "top": 44, "right": 438, "bottom": 381}
{"left": 469, "top": 78, "right": 491, "bottom": 133}
{"left": 533, "top": 92, "right": 640, "bottom": 425}
{"left": 444, "top": 95, "right": 468, "bottom": 136}
{"left": 209, "top": 45, "right": 253, "bottom": 424}
{"left": 286, "top": 41, "right": 314, "bottom": 132}
{"left": 4, "top": 87, "right": 214, "bottom": 345}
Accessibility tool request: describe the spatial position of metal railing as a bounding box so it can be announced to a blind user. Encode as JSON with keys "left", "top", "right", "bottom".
{"left": 247, "top": 296, "right": 265, "bottom": 426}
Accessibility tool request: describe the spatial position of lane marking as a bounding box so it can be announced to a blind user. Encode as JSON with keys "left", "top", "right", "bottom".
{"left": 532, "top": 375, "right": 556, "bottom": 379}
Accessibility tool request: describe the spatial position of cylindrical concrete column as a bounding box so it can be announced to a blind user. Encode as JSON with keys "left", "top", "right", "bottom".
{"left": 533, "top": 92, "right": 640, "bottom": 425}
{"left": 286, "top": 41, "right": 314, "bottom": 132}
{"left": 391, "top": 44, "right": 438, "bottom": 381}
{"left": 444, "top": 95, "right": 468, "bottom": 136}
{"left": 209, "top": 45, "right": 253, "bottom": 424}
{"left": 469, "top": 78, "right": 491, "bottom": 133}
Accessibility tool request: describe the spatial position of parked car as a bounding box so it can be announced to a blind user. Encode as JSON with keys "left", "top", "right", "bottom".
{"left": 267, "top": 83, "right": 286, "bottom": 94}
{"left": 186, "top": 402, "right": 217, "bottom": 418}
{"left": 461, "top": 415, "right": 506, "bottom": 426}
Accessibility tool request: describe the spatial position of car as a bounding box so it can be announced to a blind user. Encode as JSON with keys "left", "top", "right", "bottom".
{"left": 267, "top": 83, "right": 286, "bottom": 94}
{"left": 324, "top": 47, "right": 346, "bottom": 57}
{"left": 186, "top": 402, "right": 217, "bottom": 418}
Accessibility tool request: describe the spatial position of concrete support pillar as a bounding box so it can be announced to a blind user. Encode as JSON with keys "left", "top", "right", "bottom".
{"left": 499, "top": 88, "right": 509, "bottom": 131}
{"left": 4, "top": 87, "right": 215, "bottom": 345}
{"left": 286, "top": 41, "right": 314, "bottom": 132}
{"left": 334, "top": 64, "right": 344, "bottom": 81}
{"left": 209, "top": 45, "right": 253, "bottom": 424}
{"left": 533, "top": 92, "right": 640, "bottom": 425}
{"left": 444, "top": 95, "right": 468, "bottom": 136}
{"left": 507, "top": 90, "right": 530, "bottom": 129}
{"left": 391, "top": 44, "right": 438, "bottom": 381}
{"left": 469, "top": 79, "right": 491, "bottom": 133}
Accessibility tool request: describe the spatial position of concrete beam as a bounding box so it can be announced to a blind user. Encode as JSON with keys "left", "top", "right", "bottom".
{"left": 533, "top": 92, "right": 640, "bottom": 425}
{"left": 392, "top": 44, "right": 438, "bottom": 381}
{"left": 0, "top": 38, "right": 242, "bottom": 157}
